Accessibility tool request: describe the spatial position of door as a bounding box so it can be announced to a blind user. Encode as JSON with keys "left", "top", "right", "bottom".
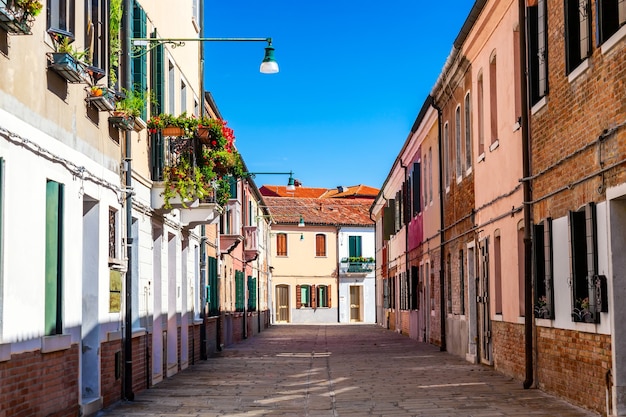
{"left": 478, "top": 238, "right": 492, "bottom": 364}
{"left": 276, "top": 285, "right": 289, "bottom": 323}
{"left": 350, "top": 285, "right": 362, "bottom": 322}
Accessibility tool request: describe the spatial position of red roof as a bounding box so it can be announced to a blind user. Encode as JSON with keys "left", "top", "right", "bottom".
{"left": 263, "top": 197, "right": 374, "bottom": 227}
{"left": 260, "top": 184, "right": 379, "bottom": 199}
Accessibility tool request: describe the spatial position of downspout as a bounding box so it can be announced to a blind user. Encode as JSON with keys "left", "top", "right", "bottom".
{"left": 432, "top": 99, "right": 446, "bottom": 352}
{"left": 336, "top": 225, "right": 340, "bottom": 323}
{"left": 400, "top": 161, "right": 409, "bottom": 334}
{"left": 369, "top": 208, "right": 378, "bottom": 325}
{"left": 199, "top": 0, "right": 208, "bottom": 360}
{"left": 519, "top": 0, "right": 534, "bottom": 389}
{"left": 122, "top": 0, "right": 134, "bottom": 401}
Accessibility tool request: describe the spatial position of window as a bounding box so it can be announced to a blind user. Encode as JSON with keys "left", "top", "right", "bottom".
{"left": 180, "top": 79, "right": 187, "bottom": 114}
{"left": 446, "top": 254, "right": 452, "bottom": 314}
{"left": 411, "top": 265, "right": 419, "bottom": 310}
{"left": 400, "top": 272, "right": 407, "bottom": 310}
{"left": 428, "top": 147, "right": 433, "bottom": 203}
{"left": 528, "top": 0, "right": 548, "bottom": 105}
{"left": 455, "top": 105, "right": 462, "bottom": 180}
{"left": 565, "top": 0, "right": 591, "bottom": 74}
{"left": 315, "top": 234, "right": 326, "bottom": 257}
{"left": 108, "top": 207, "right": 117, "bottom": 259}
{"left": 150, "top": 29, "right": 164, "bottom": 116}
{"left": 533, "top": 219, "right": 554, "bottom": 319}
{"left": 477, "top": 73, "right": 485, "bottom": 156}
{"left": 459, "top": 250, "right": 465, "bottom": 315}
{"left": 317, "top": 285, "right": 330, "bottom": 308}
{"left": 45, "top": 180, "right": 64, "bottom": 336}
{"left": 517, "top": 223, "right": 525, "bottom": 316}
{"left": 208, "top": 256, "right": 218, "bottom": 316}
{"left": 464, "top": 93, "right": 472, "bottom": 171}
{"left": 348, "top": 235, "right": 362, "bottom": 258}
{"left": 48, "top": 0, "right": 76, "bottom": 37}
{"left": 85, "top": 0, "right": 108, "bottom": 71}
{"left": 296, "top": 284, "right": 331, "bottom": 308}
{"left": 132, "top": 2, "right": 147, "bottom": 119}
{"left": 569, "top": 204, "right": 599, "bottom": 322}
{"left": 276, "top": 233, "right": 287, "bottom": 256}
{"left": 494, "top": 231, "right": 503, "bottom": 315}
{"left": 109, "top": 270, "right": 121, "bottom": 313}
{"left": 192, "top": 0, "right": 201, "bottom": 30}
{"left": 599, "top": 0, "right": 626, "bottom": 43}
{"left": 489, "top": 52, "right": 498, "bottom": 145}
{"left": 247, "top": 276, "right": 257, "bottom": 311}
{"left": 412, "top": 162, "right": 421, "bottom": 215}
{"left": 444, "top": 122, "right": 450, "bottom": 188}
{"left": 423, "top": 154, "right": 428, "bottom": 206}
{"left": 168, "top": 60, "right": 175, "bottom": 114}
{"left": 235, "top": 271, "right": 244, "bottom": 312}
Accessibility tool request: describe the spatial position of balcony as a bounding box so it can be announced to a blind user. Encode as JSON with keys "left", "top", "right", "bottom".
{"left": 243, "top": 226, "right": 259, "bottom": 261}
{"left": 339, "top": 257, "right": 375, "bottom": 276}
{"left": 85, "top": 86, "right": 116, "bottom": 112}
{"left": 0, "top": 0, "right": 38, "bottom": 35}
{"left": 180, "top": 200, "right": 222, "bottom": 229}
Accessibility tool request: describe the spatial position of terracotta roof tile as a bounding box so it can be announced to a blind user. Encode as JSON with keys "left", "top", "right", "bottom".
{"left": 263, "top": 197, "right": 374, "bottom": 226}
{"left": 260, "top": 184, "right": 379, "bottom": 200}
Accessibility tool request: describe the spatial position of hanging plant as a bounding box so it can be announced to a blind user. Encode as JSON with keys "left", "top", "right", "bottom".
{"left": 109, "top": 0, "right": 122, "bottom": 87}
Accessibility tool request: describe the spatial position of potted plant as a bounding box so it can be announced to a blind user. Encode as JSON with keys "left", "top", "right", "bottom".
{"left": 48, "top": 34, "right": 90, "bottom": 83}
{"left": 86, "top": 85, "right": 115, "bottom": 111}
{"left": 147, "top": 112, "right": 200, "bottom": 137}
{"left": 109, "top": 88, "right": 147, "bottom": 130}
{"left": 0, "top": 0, "right": 42, "bottom": 34}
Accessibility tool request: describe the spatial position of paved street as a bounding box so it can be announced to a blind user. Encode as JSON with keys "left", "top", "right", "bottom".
{"left": 99, "top": 325, "right": 599, "bottom": 417}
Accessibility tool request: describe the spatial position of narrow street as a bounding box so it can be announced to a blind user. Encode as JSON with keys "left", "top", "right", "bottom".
{"left": 99, "top": 325, "right": 598, "bottom": 417}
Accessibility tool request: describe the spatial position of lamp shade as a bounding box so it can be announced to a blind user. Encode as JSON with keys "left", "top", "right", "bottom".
{"left": 260, "top": 44, "right": 279, "bottom": 74}
{"left": 286, "top": 174, "right": 296, "bottom": 191}
{"left": 298, "top": 215, "right": 305, "bottom": 227}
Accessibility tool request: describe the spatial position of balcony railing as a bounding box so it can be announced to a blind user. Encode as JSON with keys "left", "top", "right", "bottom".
{"left": 339, "top": 257, "right": 375, "bottom": 275}
{"left": 0, "top": 0, "right": 36, "bottom": 35}
{"left": 243, "top": 226, "right": 259, "bottom": 260}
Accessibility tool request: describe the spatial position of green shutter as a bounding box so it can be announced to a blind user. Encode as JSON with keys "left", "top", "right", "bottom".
{"left": 150, "top": 29, "right": 164, "bottom": 116}
{"left": 208, "top": 256, "right": 218, "bottom": 315}
{"left": 235, "top": 271, "right": 244, "bottom": 311}
{"left": 247, "top": 276, "right": 257, "bottom": 311}
{"left": 45, "top": 181, "right": 63, "bottom": 336}
{"left": 349, "top": 236, "right": 362, "bottom": 258}
{"left": 228, "top": 176, "right": 238, "bottom": 199}
{"left": 132, "top": 1, "right": 148, "bottom": 120}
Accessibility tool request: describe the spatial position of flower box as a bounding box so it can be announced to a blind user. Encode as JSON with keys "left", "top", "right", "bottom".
{"left": 47, "top": 52, "right": 89, "bottom": 84}
{"left": 109, "top": 113, "right": 135, "bottom": 131}
{"left": 85, "top": 87, "right": 116, "bottom": 111}
{"left": 162, "top": 126, "right": 184, "bottom": 137}
{"left": 0, "top": 0, "right": 35, "bottom": 35}
{"left": 151, "top": 182, "right": 199, "bottom": 212}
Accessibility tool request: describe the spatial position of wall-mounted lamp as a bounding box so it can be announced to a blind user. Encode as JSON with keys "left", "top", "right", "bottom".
{"left": 131, "top": 37, "right": 279, "bottom": 74}
{"left": 298, "top": 215, "right": 305, "bottom": 228}
{"left": 246, "top": 171, "right": 296, "bottom": 191}
{"left": 300, "top": 233, "right": 304, "bottom": 241}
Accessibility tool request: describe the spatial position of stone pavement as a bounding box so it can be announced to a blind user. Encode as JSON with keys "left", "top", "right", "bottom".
{"left": 98, "top": 324, "right": 599, "bottom": 417}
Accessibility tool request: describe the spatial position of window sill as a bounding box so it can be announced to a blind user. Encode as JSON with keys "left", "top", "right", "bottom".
{"left": 41, "top": 334, "right": 72, "bottom": 354}
{"left": 456, "top": 175, "right": 462, "bottom": 185}
{"left": 567, "top": 58, "right": 589, "bottom": 84}
{"left": 601, "top": 24, "right": 626, "bottom": 55}
{"left": 489, "top": 140, "right": 499, "bottom": 152}
{"left": 531, "top": 96, "right": 547, "bottom": 115}
{"left": 0, "top": 343, "right": 10, "bottom": 362}
{"left": 465, "top": 167, "right": 472, "bottom": 177}
{"left": 477, "top": 153, "right": 485, "bottom": 163}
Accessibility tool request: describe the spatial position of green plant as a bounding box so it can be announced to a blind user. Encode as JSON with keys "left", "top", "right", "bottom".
{"left": 54, "top": 35, "right": 90, "bottom": 63}
{"left": 109, "top": 0, "right": 122, "bottom": 86}
{"left": 16, "top": 0, "right": 43, "bottom": 16}
{"left": 115, "top": 88, "right": 149, "bottom": 118}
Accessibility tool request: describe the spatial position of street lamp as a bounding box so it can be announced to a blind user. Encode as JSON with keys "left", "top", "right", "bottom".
{"left": 131, "top": 37, "right": 279, "bottom": 73}
{"left": 246, "top": 171, "right": 296, "bottom": 191}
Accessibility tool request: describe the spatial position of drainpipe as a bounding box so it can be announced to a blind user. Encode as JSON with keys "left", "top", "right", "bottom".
{"left": 369, "top": 209, "right": 378, "bottom": 324}
{"left": 400, "top": 161, "right": 409, "bottom": 333}
{"left": 432, "top": 99, "right": 446, "bottom": 352}
{"left": 122, "top": 0, "right": 134, "bottom": 401}
{"left": 519, "top": 0, "right": 534, "bottom": 389}
{"left": 198, "top": 0, "right": 208, "bottom": 360}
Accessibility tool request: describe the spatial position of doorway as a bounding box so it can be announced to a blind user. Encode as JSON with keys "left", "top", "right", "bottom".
{"left": 478, "top": 237, "right": 492, "bottom": 364}
{"left": 276, "top": 285, "right": 289, "bottom": 323}
{"left": 350, "top": 285, "right": 362, "bottom": 322}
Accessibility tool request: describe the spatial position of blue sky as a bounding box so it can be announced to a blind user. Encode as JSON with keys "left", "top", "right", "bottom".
{"left": 203, "top": 1, "right": 474, "bottom": 190}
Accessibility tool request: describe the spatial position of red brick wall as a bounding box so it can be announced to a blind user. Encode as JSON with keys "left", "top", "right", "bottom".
{"left": 188, "top": 323, "right": 201, "bottom": 364}
{"left": 536, "top": 327, "right": 611, "bottom": 415}
{"left": 492, "top": 321, "right": 525, "bottom": 379}
{"left": 399, "top": 310, "right": 410, "bottom": 336}
{"left": 101, "top": 339, "right": 122, "bottom": 408}
{"left": 132, "top": 334, "right": 148, "bottom": 395}
{"left": 0, "top": 345, "right": 80, "bottom": 417}
{"left": 232, "top": 314, "right": 243, "bottom": 344}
